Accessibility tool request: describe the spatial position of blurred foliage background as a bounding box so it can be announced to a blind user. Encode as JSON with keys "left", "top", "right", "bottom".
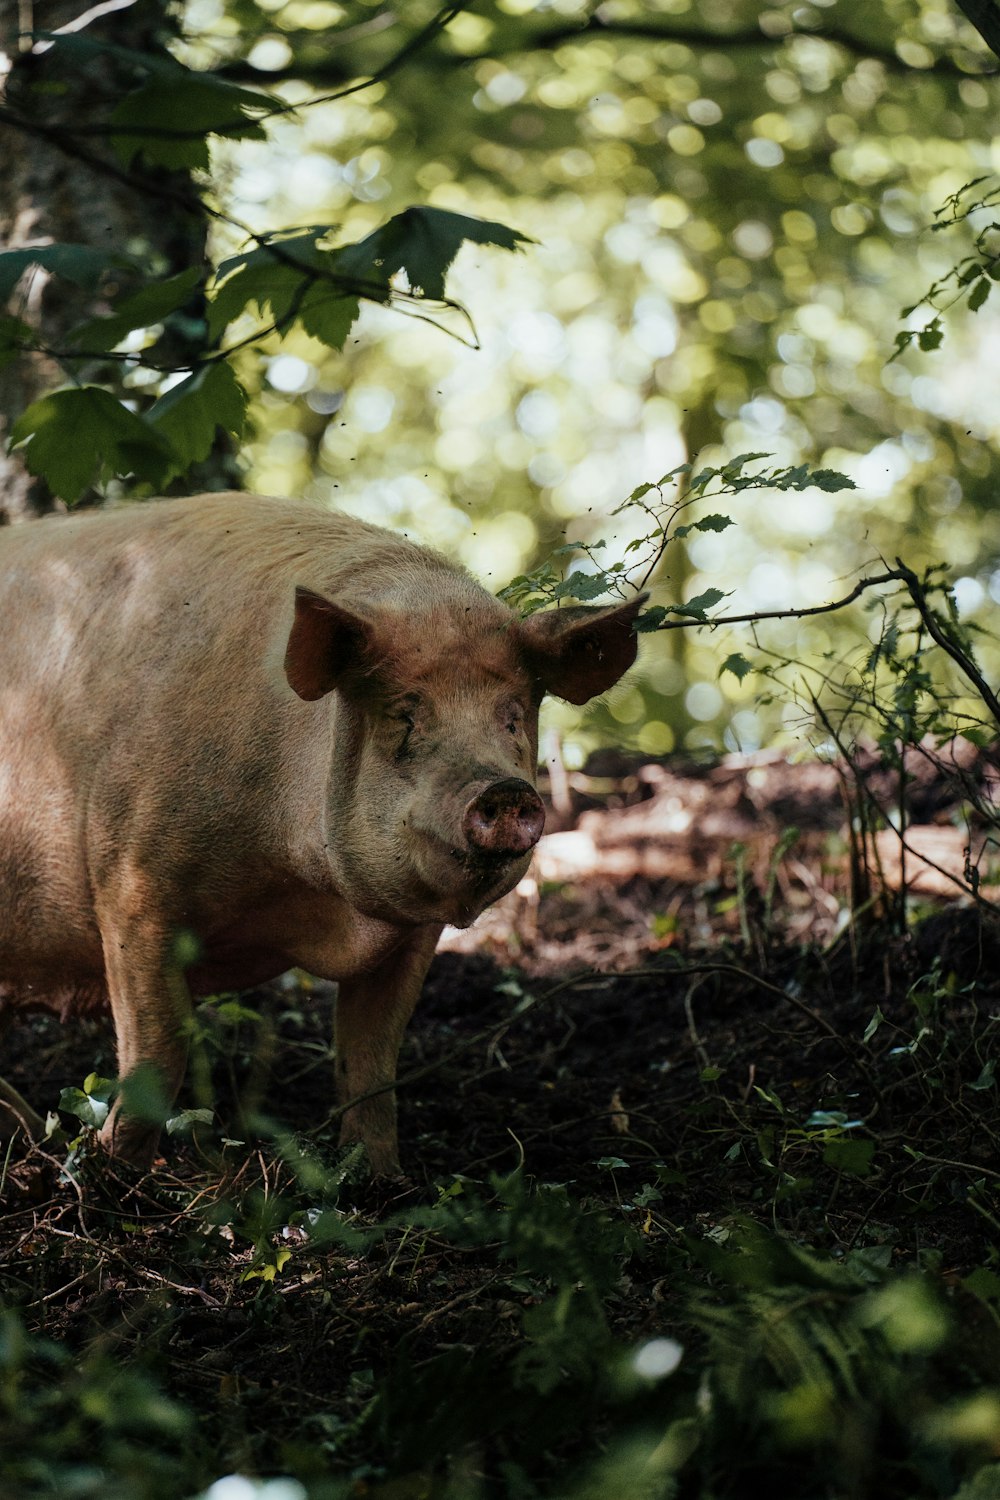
{"left": 112, "top": 1, "right": 1000, "bottom": 754}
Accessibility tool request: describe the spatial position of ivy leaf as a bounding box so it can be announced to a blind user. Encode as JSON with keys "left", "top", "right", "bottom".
{"left": 59, "top": 1087, "right": 109, "bottom": 1130}
{"left": 0, "top": 243, "right": 131, "bottom": 301}
{"left": 10, "top": 387, "right": 175, "bottom": 501}
{"left": 336, "top": 206, "right": 533, "bottom": 299}
{"left": 147, "top": 362, "right": 247, "bottom": 470}
{"left": 70, "top": 267, "right": 204, "bottom": 353}
{"left": 111, "top": 72, "right": 277, "bottom": 170}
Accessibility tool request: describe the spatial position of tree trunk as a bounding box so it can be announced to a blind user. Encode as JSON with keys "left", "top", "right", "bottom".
{"left": 0, "top": 1, "right": 230, "bottom": 521}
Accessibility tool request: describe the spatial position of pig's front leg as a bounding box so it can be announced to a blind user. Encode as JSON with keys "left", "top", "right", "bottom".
{"left": 334, "top": 924, "right": 442, "bottom": 1176}
{"left": 94, "top": 902, "right": 193, "bottom": 1166}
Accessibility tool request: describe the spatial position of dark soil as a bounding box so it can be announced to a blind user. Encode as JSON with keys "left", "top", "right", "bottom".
{"left": 2, "top": 745, "right": 999, "bottom": 1496}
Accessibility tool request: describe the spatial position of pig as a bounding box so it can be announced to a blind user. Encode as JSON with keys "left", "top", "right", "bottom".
{"left": 0, "top": 493, "right": 644, "bottom": 1174}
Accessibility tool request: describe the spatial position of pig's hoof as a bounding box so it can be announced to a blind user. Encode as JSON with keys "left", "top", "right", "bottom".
{"left": 97, "top": 1115, "right": 160, "bottom": 1169}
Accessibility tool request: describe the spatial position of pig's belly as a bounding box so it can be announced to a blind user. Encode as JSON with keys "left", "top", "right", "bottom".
{"left": 0, "top": 830, "right": 107, "bottom": 1018}
{"left": 188, "top": 946, "right": 296, "bottom": 996}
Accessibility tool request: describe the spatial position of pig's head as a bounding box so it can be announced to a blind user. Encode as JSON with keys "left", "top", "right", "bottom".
{"left": 284, "top": 576, "right": 645, "bottom": 928}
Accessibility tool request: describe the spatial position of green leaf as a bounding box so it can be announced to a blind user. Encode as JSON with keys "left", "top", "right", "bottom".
{"left": 59, "top": 1086, "right": 110, "bottom": 1130}
{"left": 147, "top": 362, "right": 247, "bottom": 469}
{"left": 0, "top": 314, "right": 31, "bottom": 371}
{"left": 721, "top": 451, "right": 770, "bottom": 475}
{"left": 823, "top": 1137, "right": 875, "bottom": 1177}
{"left": 802, "top": 468, "right": 857, "bottom": 492}
{"left": 693, "top": 512, "right": 735, "bottom": 532}
{"left": 336, "top": 205, "right": 533, "bottom": 299}
{"left": 10, "top": 387, "right": 174, "bottom": 501}
{"left": 970, "top": 1059, "right": 996, "bottom": 1092}
{"left": 964, "top": 1267, "right": 1000, "bottom": 1304}
{"left": 83, "top": 1073, "right": 115, "bottom": 1102}
{"left": 70, "top": 267, "right": 203, "bottom": 353}
{"left": 720, "top": 652, "right": 753, "bottom": 682}
{"left": 111, "top": 72, "right": 276, "bottom": 169}
{"left": 959, "top": 726, "right": 994, "bottom": 749}
{"left": 0, "top": 243, "right": 131, "bottom": 301}
{"left": 297, "top": 285, "right": 361, "bottom": 348}
{"left": 673, "top": 587, "right": 727, "bottom": 620}
{"left": 59, "top": 1089, "right": 105, "bottom": 1128}
{"left": 552, "top": 569, "right": 617, "bottom": 602}
{"left": 634, "top": 605, "right": 668, "bottom": 632}
{"left": 918, "top": 324, "right": 944, "bottom": 351}
{"left": 968, "top": 276, "right": 992, "bottom": 312}
{"left": 208, "top": 230, "right": 360, "bottom": 347}
{"left": 165, "top": 1108, "right": 215, "bottom": 1137}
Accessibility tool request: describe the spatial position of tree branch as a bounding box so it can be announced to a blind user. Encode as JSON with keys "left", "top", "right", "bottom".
{"left": 892, "top": 557, "right": 1000, "bottom": 726}
{"left": 951, "top": 0, "right": 1000, "bottom": 61}
{"left": 215, "top": 15, "right": 997, "bottom": 89}
{"left": 654, "top": 561, "right": 1000, "bottom": 733}
{"left": 650, "top": 570, "right": 906, "bottom": 633}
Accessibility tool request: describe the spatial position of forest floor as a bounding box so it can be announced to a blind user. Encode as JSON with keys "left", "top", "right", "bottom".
{"left": 2, "top": 742, "right": 1000, "bottom": 1500}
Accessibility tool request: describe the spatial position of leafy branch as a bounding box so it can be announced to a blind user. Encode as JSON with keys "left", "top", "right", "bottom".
{"left": 12, "top": 3, "right": 473, "bottom": 149}
{"left": 1, "top": 19, "right": 531, "bottom": 503}
{"left": 3, "top": 208, "right": 531, "bottom": 501}
{"left": 500, "top": 454, "right": 858, "bottom": 626}
{"left": 891, "top": 175, "right": 1000, "bottom": 360}
{"left": 505, "top": 458, "right": 1000, "bottom": 743}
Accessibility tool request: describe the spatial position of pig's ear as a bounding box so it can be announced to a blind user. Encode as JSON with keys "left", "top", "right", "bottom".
{"left": 284, "top": 586, "right": 375, "bottom": 701}
{"left": 516, "top": 594, "right": 648, "bottom": 705}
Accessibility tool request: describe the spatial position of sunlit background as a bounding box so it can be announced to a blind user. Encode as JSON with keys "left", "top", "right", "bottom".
{"left": 180, "top": 0, "right": 1000, "bottom": 760}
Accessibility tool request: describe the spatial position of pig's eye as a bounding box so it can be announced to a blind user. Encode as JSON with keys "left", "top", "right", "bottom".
{"left": 390, "top": 699, "right": 420, "bottom": 757}
{"left": 504, "top": 703, "right": 525, "bottom": 736}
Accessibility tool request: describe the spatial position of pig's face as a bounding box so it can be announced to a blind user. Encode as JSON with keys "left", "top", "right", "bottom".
{"left": 285, "top": 582, "right": 644, "bottom": 928}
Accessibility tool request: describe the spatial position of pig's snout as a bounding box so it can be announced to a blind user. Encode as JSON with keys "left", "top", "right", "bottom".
{"left": 462, "top": 778, "right": 545, "bottom": 860}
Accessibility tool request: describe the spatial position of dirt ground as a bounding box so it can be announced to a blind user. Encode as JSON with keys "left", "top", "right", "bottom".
{"left": 2, "top": 743, "right": 1000, "bottom": 1494}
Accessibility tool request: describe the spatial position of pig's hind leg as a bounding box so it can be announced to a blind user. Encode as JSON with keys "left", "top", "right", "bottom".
{"left": 334, "top": 924, "right": 442, "bottom": 1176}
